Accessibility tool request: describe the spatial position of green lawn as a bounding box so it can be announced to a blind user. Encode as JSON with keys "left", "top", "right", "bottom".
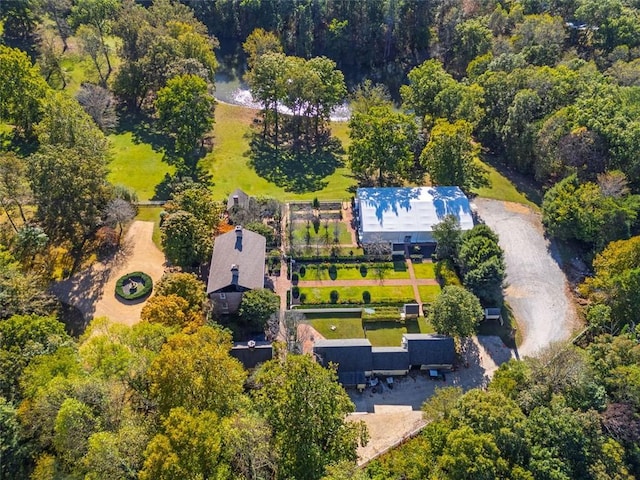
{"left": 108, "top": 132, "right": 174, "bottom": 201}
{"left": 418, "top": 284, "right": 442, "bottom": 303}
{"left": 297, "top": 262, "right": 410, "bottom": 281}
{"left": 412, "top": 262, "right": 436, "bottom": 279}
{"left": 134, "top": 207, "right": 163, "bottom": 248}
{"left": 291, "top": 221, "right": 353, "bottom": 245}
{"left": 299, "top": 285, "right": 415, "bottom": 305}
{"left": 306, "top": 315, "right": 434, "bottom": 347}
{"left": 206, "top": 103, "right": 356, "bottom": 201}
{"left": 473, "top": 158, "right": 539, "bottom": 210}
{"left": 308, "top": 318, "right": 365, "bottom": 340}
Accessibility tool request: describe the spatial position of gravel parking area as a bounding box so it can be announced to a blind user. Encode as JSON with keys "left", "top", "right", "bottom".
{"left": 349, "top": 336, "right": 514, "bottom": 464}
{"left": 472, "top": 199, "right": 579, "bottom": 357}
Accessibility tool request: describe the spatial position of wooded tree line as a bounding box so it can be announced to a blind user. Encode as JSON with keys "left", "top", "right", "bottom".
{"left": 0, "top": 271, "right": 365, "bottom": 480}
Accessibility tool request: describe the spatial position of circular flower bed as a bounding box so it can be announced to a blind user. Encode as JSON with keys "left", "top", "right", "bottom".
{"left": 115, "top": 272, "right": 153, "bottom": 300}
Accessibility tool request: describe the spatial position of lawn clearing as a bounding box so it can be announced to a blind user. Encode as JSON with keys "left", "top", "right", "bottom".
{"left": 206, "top": 103, "right": 356, "bottom": 201}
{"left": 109, "top": 132, "right": 173, "bottom": 201}
{"left": 418, "top": 285, "right": 442, "bottom": 303}
{"left": 308, "top": 317, "right": 365, "bottom": 340}
{"left": 134, "top": 207, "right": 163, "bottom": 248}
{"left": 299, "top": 285, "right": 415, "bottom": 305}
{"left": 473, "top": 158, "right": 539, "bottom": 210}
{"left": 412, "top": 262, "right": 436, "bottom": 279}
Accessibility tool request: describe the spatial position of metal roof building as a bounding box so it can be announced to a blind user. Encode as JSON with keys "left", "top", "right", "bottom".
{"left": 355, "top": 186, "right": 474, "bottom": 244}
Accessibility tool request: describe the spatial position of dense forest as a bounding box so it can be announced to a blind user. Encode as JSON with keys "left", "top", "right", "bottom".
{"left": 2, "top": 0, "right": 640, "bottom": 478}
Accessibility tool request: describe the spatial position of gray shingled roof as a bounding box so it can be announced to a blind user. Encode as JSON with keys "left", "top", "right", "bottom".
{"left": 227, "top": 188, "right": 250, "bottom": 211}
{"left": 207, "top": 227, "right": 266, "bottom": 294}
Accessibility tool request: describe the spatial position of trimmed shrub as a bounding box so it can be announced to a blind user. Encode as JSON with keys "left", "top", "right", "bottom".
{"left": 292, "top": 286, "right": 300, "bottom": 299}
{"left": 330, "top": 290, "right": 339, "bottom": 303}
{"left": 116, "top": 272, "right": 153, "bottom": 300}
{"left": 362, "top": 291, "right": 371, "bottom": 303}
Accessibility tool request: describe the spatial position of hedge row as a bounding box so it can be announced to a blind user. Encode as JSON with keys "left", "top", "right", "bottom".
{"left": 115, "top": 272, "right": 153, "bottom": 300}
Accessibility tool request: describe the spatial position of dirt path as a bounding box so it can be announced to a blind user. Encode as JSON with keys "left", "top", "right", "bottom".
{"left": 473, "top": 199, "right": 580, "bottom": 357}
{"left": 52, "top": 221, "right": 167, "bottom": 327}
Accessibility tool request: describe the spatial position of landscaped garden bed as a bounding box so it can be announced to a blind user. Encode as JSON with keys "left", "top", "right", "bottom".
{"left": 298, "top": 285, "right": 415, "bottom": 305}
{"left": 115, "top": 271, "right": 153, "bottom": 300}
{"left": 295, "top": 262, "right": 410, "bottom": 281}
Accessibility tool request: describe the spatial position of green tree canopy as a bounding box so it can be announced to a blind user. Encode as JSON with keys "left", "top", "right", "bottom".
{"left": 348, "top": 104, "right": 418, "bottom": 186}
{"left": 251, "top": 354, "right": 367, "bottom": 480}
{"left": 156, "top": 74, "right": 215, "bottom": 173}
{"left": 428, "top": 286, "right": 483, "bottom": 338}
{"left": 238, "top": 288, "right": 280, "bottom": 330}
{"left": 148, "top": 326, "right": 247, "bottom": 417}
{"left": 420, "top": 119, "right": 488, "bottom": 193}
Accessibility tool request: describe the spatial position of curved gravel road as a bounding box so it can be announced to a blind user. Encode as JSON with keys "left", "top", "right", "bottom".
{"left": 473, "top": 199, "right": 579, "bottom": 357}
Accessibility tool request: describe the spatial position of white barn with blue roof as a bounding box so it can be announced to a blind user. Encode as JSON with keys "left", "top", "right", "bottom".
{"left": 355, "top": 186, "right": 474, "bottom": 244}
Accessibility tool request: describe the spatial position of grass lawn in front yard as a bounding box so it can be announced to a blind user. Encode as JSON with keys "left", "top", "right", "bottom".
{"left": 308, "top": 317, "right": 366, "bottom": 340}
{"left": 412, "top": 262, "right": 436, "bottom": 279}
{"left": 305, "top": 312, "right": 435, "bottom": 347}
{"left": 299, "top": 285, "right": 415, "bottom": 305}
{"left": 134, "top": 207, "right": 163, "bottom": 248}
{"left": 418, "top": 284, "right": 442, "bottom": 303}
{"left": 364, "top": 319, "right": 429, "bottom": 347}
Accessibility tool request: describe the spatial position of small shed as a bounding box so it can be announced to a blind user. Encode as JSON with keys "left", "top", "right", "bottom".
{"left": 402, "top": 303, "right": 420, "bottom": 319}
{"left": 484, "top": 308, "right": 503, "bottom": 325}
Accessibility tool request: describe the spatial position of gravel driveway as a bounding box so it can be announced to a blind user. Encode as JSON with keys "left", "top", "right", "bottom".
{"left": 472, "top": 199, "right": 579, "bottom": 357}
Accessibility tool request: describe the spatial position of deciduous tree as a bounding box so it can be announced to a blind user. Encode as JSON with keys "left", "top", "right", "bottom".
{"left": 421, "top": 119, "right": 488, "bottom": 194}
{"left": 148, "top": 326, "right": 247, "bottom": 417}
{"left": 156, "top": 74, "right": 215, "bottom": 173}
{"left": 428, "top": 286, "right": 483, "bottom": 339}
{"left": 251, "top": 354, "right": 367, "bottom": 480}
{"left": 348, "top": 105, "right": 418, "bottom": 186}
{"left": 238, "top": 288, "right": 279, "bottom": 330}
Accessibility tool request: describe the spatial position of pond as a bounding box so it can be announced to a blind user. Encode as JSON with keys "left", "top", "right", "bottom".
{"left": 214, "top": 71, "right": 351, "bottom": 122}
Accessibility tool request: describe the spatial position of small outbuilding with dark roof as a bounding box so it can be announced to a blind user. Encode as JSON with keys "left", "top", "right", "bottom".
{"left": 230, "top": 341, "right": 273, "bottom": 369}
{"left": 401, "top": 333, "right": 456, "bottom": 369}
{"left": 207, "top": 226, "right": 266, "bottom": 314}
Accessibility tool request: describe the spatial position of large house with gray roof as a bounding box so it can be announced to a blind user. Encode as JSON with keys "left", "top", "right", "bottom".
{"left": 207, "top": 225, "right": 266, "bottom": 314}
{"left": 314, "top": 334, "right": 456, "bottom": 388}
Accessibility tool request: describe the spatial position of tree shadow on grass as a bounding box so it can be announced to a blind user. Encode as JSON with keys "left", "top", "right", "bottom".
{"left": 116, "top": 110, "right": 174, "bottom": 154}
{"left": 248, "top": 136, "right": 343, "bottom": 193}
